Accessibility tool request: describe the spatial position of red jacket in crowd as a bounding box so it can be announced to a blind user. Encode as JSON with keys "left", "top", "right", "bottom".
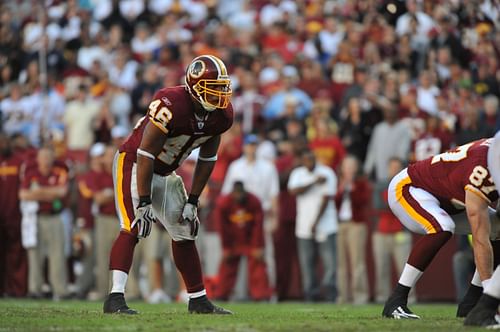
{"left": 214, "top": 191, "right": 264, "bottom": 254}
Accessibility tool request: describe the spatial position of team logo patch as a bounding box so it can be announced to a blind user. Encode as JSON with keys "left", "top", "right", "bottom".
{"left": 189, "top": 60, "right": 206, "bottom": 79}
{"left": 197, "top": 121, "right": 204, "bottom": 129}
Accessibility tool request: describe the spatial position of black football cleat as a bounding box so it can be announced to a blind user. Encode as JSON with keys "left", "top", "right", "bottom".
{"left": 464, "top": 294, "right": 500, "bottom": 327}
{"left": 464, "top": 307, "right": 499, "bottom": 327}
{"left": 457, "top": 284, "right": 483, "bottom": 317}
{"left": 382, "top": 296, "right": 420, "bottom": 319}
{"left": 103, "top": 293, "right": 138, "bottom": 314}
{"left": 188, "top": 295, "right": 232, "bottom": 314}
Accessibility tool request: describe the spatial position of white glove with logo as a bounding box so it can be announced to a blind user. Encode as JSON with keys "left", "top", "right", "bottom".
{"left": 181, "top": 202, "right": 199, "bottom": 237}
{"left": 131, "top": 199, "right": 155, "bottom": 238}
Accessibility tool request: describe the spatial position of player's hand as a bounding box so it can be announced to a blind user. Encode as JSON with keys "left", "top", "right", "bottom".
{"left": 181, "top": 202, "right": 199, "bottom": 237}
{"left": 316, "top": 176, "right": 326, "bottom": 184}
{"left": 131, "top": 203, "right": 155, "bottom": 238}
{"left": 311, "top": 222, "right": 318, "bottom": 236}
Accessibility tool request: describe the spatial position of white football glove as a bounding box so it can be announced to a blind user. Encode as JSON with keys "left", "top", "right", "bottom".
{"left": 181, "top": 202, "right": 199, "bottom": 236}
{"left": 131, "top": 204, "right": 155, "bottom": 238}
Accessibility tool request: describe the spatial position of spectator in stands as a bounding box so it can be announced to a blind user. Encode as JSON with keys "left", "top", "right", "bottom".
{"left": 0, "top": 133, "right": 27, "bottom": 297}
{"left": 92, "top": 144, "right": 121, "bottom": 300}
{"left": 308, "top": 119, "right": 345, "bottom": 171}
{"left": 339, "top": 97, "right": 371, "bottom": 163}
{"left": 63, "top": 84, "right": 100, "bottom": 156}
{"left": 213, "top": 181, "right": 272, "bottom": 301}
{"left": 288, "top": 149, "right": 338, "bottom": 302}
{"left": 19, "top": 145, "right": 69, "bottom": 300}
{"left": 222, "top": 134, "right": 280, "bottom": 299}
{"left": 335, "top": 155, "right": 371, "bottom": 304}
{"left": 372, "top": 157, "right": 414, "bottom": 303}
{"left": 364, "top": 105, "right": 411, "bottom": 181}
{"left": 273, "top": 138, "right": 301, "bottom": 301}
{"left": 0, "top": 84, "right": 31, "bottom": 137}
{"left": 73, "top": 143, "right": 105, "bottom": 299}
{"left": 263, "top": 66, "right": 313, "bottom": 121}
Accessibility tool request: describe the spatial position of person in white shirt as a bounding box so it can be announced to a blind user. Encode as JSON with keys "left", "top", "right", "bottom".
{"left": 288, "top": 149, "right": 338, "bottom": 302}
{"left": 221, "top": 134, "right": 280, "bottom": 298}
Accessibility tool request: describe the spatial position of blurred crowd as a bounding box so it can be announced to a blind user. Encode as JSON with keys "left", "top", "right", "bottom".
{"left": 0, "top": 0, "right": 499, "bottom": 303}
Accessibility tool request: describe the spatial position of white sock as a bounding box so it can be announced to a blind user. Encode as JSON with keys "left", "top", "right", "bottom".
{"left": 484, "top": 266, "right": 500, "bottom": 299}
{"left": 471, "top": 269, "right": 483, "bottom": 287}
{"left": 188, "top": 289, "right": 206, "bottom": 299}
{"left": 110, "top": 270, "right": 128, "bottom": 294}
{"left": 398, "top": 264, "right": 423, "bottom": 288}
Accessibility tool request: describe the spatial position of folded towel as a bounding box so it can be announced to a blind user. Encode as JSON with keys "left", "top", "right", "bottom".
{"left": 21, "top": 200, "right": 39, "bottom": 249}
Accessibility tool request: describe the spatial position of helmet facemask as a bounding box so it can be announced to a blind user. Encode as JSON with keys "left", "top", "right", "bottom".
{"left": 192, "top": 78, "right": 232, "bottom": 112}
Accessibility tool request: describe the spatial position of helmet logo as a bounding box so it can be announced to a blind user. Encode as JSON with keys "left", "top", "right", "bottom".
{"left": 189, "top": 60, "right": 206, "bottom": 79}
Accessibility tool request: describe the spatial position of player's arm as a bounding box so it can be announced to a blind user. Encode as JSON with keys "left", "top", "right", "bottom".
{"left": 289, "top": 176, "right": 325, "bottom": 195}
{"left": 311, "top": 195, "right": 329, "bottom": 234}
{"left": 189, "top": 135, "right": 221, "bottom": 202}
{"left": 136, "top": 121, "right": 166, "bottom": 199}
{"left": 465, "top": 189, "right": 494, "bottom": 283}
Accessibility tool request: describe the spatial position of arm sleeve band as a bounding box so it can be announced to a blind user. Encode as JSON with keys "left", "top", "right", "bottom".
{"left": 198, "top": 155, "right": 218, "bottom": 162}
{"left": 137, "top": 148, "right": 155, "bottom": 160}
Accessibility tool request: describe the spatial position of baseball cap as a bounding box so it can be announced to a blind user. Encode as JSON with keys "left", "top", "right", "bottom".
{"left": 111, "top": 126, "right": 128, "bottom": 139}
{"left": 89, "top": 142, "right": 106, "bottom": 157}
{"left": 244, "top": 134, "right": 259, "bottom": 145}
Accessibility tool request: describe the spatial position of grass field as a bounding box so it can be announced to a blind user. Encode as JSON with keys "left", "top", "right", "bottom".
{"left": 0, "top": 300, "right": 489, "bottom": 331}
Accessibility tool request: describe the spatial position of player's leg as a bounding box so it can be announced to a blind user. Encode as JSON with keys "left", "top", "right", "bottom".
{"left": 464, "top": 265, "right": 500, "bottom": 327}
{"left": 103, "top": 152, "right": 139, "bottom": 314}
{"left": 457, "top": 239, "right": 500, "bottom": 317}
{"left": 383, "top": 169, "right": 454, "bottom": 319}
{"left": 154, "top": 173, "right": 231, "bottom": 314}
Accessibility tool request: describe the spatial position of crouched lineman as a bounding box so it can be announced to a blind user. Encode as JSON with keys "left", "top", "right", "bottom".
{"left": 103, "top": 55, "right": 233, "bottom": 314}
{"left": 382, "top": 135, "right": 500, "bottom": 320}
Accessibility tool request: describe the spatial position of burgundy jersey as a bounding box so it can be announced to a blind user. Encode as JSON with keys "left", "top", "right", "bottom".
{"left": 0, "top": 152, "right": 24, "bottom": 221}
{"left": 120, "top": 86, "right": 233, "bottom": 175}
{"left": 408, "top": 138, "right": 498, "bottom": 213}
{"left": 21, "top": 163, "right": 69, "bottom": 214}
{"left": 215, "top": 192, "right": 264, "bottom": 250}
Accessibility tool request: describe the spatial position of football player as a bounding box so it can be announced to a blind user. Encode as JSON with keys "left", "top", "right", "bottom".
{"left": 464, "top": 265, "right": 500, "bottom": 327}
{"left": 103, "top": 55, "right": 233, "bottom": 314}
{"left": 382, "top": 137, "right": 500, "bottom": 319}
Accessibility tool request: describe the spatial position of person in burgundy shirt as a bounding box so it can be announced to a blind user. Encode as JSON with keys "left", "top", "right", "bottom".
{"left": 273, "top": 138, "right": 301, "bottom": 301}
{"left": 212, "top": 181, "right": 272, "bottom": 301}
{"left": 372, "top": 157, "right": 414, "bottom": 303}
{"left": 335, "top": 155, "right": 372, "bottom": 304}
{"left": 19, "top": 145, "right": 69, "bottom": 299}
{"left": 0, "top": 133, "right": 27, "bottom": 297}
{"left": 73, "top": 143, "right": 106, "bottom": 299}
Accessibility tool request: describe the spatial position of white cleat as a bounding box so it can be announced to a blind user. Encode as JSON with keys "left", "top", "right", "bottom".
{"left": 389, "top": 306, "right": 421, "bottom": 319}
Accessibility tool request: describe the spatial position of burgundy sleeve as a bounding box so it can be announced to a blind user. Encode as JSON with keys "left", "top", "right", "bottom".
{"left": 77, "top": 176, "right": 95, "bottom": 229}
